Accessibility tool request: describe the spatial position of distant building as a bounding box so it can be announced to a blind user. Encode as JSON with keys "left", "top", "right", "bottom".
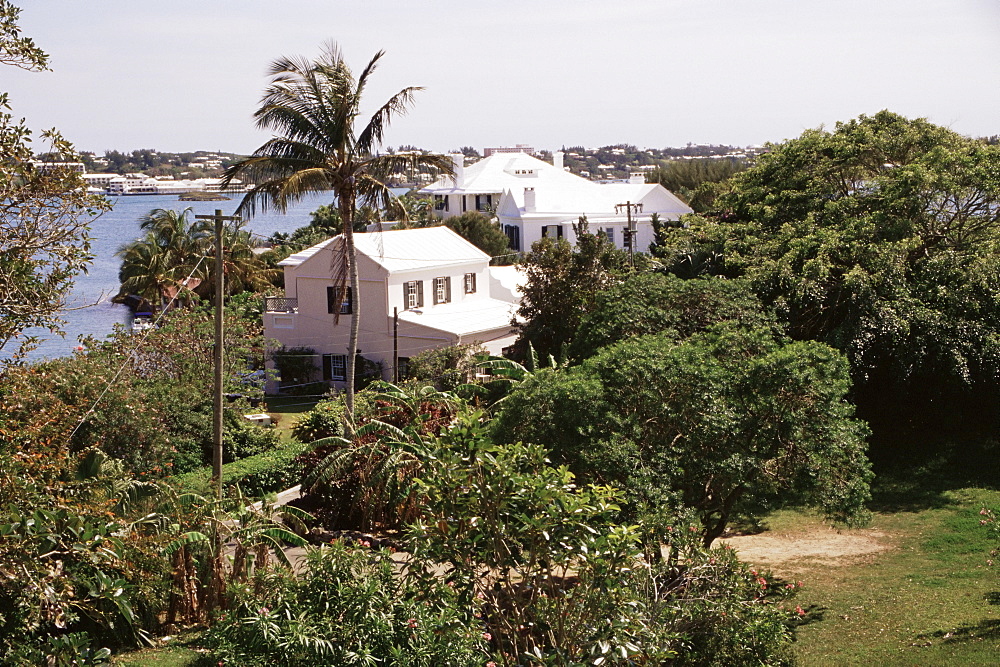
{"left": 483, "top": 144, "right": 534, "bottom": 157}
{"left": 30, "top": 161, "right": 85, "bottom": 173}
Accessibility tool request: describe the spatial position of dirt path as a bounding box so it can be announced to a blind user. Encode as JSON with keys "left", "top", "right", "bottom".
{"left": 721, "top": 526, "right": 893, "bottom": 566}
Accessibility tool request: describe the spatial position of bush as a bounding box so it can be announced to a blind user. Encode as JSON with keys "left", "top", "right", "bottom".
{"left": 224, "top": 418, "right": 281, "bottom": 462}
{"left": 205, "top": 541, "right": 489, "bottom": 666}
{"left": 223, "top": 441, "right": 309, "bottom": 497}
{"left": 291, "top": 397, "right": 347, "bottom": 442}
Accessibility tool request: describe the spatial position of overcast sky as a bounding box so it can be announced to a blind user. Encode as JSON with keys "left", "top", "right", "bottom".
{"left": 7, "top": 0, "right": 999, "bottom": 155}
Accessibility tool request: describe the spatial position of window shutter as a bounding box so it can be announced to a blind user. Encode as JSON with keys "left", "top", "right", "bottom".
{"left": 322, "top": 354, "right": 332, "bottom": 380}
{"left": 417, "top": 280, "right": 424, "bottom": 307}
{"left": 446, "top": 276, "right": 452, "bottom": 302}
{"left": 326, "top": 286, "right": 336, "bottom": 314}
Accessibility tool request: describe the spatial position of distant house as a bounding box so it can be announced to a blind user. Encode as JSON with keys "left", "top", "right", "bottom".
{"left": 420, "top": 151, "right": 692, "bottom": 253}
{"left": 262, "top": 226, "right": 524, "bottom": 393}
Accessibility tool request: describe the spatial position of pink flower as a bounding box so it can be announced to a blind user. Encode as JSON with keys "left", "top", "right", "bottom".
{"left": 796, "top": 606, "right": 805, "bottom": 616}
{"left": 407, "top": 618, "right": 418, "bottom": 628}
{"left": 361, "top": 540, "right": 371, "bottom": 547}
{"left": 483, "top": 632, "right": 492, "bottom": 641}
{"left": 487, "top": 662, "right": 497, "bottom": 667}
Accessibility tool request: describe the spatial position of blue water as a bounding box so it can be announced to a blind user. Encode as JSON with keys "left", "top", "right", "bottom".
{"left": 11, "top": 191, "right": 338, "bottom": 362}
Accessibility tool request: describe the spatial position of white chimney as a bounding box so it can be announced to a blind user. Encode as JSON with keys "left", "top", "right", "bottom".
{"left": 553, "top": 151, "right": 564, "bottom": 170}
{"left": 523, "top": 187, "right": 536, "bottom": 212}
{"left": 450, "top": 153, "right": 465, "bottom": 189}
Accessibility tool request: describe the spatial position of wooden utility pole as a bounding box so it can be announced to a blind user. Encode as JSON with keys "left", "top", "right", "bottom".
{"left": 195, "top": 210, "right": 240, "bottom": 499}
{"left": 615, "top": 201, "right": 643, "bottom": 267}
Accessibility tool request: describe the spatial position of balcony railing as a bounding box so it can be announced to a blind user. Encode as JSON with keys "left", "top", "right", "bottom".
{"left": 265, "top": 296, "right": 298, "bottom": 313}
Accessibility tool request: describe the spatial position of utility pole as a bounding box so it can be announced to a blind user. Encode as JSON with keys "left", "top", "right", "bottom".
{"left": 615, "top": 201, "right": 643, "bottom": 267}
{"left": 393, "top": 307, "right": 399, "bottom": 383}
{"left": 195, "top": 209, "right": 240, "bottom": 499}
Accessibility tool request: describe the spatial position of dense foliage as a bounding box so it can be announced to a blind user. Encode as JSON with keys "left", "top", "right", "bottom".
{"left": 512, "top": 220, "right": 634, "bottom": 361}
{"left": 652, "top": 111, "right": 1000, "bottom": 449}
{"left": 494, "top": 326, "right": 872, "bottom": 546}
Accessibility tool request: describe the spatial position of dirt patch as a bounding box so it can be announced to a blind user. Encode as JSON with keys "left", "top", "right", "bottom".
{"left": 721, "top": 528, "right": 892, "bottom": 566}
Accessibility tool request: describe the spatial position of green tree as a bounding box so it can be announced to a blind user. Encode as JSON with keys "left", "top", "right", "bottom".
{"left": 569, "top": 272, "right": 775, "bottom": 361}
{"left": 647, "top": 157, "right": 747, "bottom": 211}
{"left": 116, "top": 207, "right": 279, "bottom": 310}
{"left": 444, "top": 211, "right": 512, "bottom": 263}
{"left": 115, "top": 208, "right": 210, "bottom": 308}
{"left": 653, "top": 111, "right": 1000, "bottom": 447}
{"left": 223, "top": 42, "right": 452, "bottom": 415}
{"left": 0, "top": 0, "right": 110, "bottom": 355}
{"left": 494, "top": 325, "right": 872, "bottom": 546}
{"left": 513, "top": 218, "right": 631, "bottom": 361}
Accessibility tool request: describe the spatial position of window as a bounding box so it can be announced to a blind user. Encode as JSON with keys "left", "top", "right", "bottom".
{"left": 327, "top": 286, "right": 352, "bottom": 314}
{"left": 504, "top": 224, "right": 521, "bottom": 251}
{"left": 475, "top": 194, "right": 493, "bottom": 211}
{"left": 604, "top": 227, "right": 615, "bottom": 246}
{"left": 322, "top": 354, "right": 347, "bottom": 381}
{"left": 464, "top": 272, "right": 477, "bottom": 294}
{"left": 542, "top": 225, "right": 564, "bottom": 240}
{"left": 405, "top": 280, "right": 424, "bottom": 309}
{"left": 433, "top": 276, "right": 452, "bottom": 304}
{"left": 433, "top": 194, "right": 449, "bottom": 211}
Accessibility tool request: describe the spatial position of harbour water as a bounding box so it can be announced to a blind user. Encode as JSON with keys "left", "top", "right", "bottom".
{"left": 10, "top": 191, "right": 338, "bottom": 362}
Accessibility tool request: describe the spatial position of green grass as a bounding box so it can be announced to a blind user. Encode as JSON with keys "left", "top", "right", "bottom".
{"left": 113, "top": 632, "right": 209, "bottom": 666}
{"left": 757, "top": 485, "right": 1000, "bottom": 665}
{"left": 262, "top": 394, "right": 322, "bottom": 439}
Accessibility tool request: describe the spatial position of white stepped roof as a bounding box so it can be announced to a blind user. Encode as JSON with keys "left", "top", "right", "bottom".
{"left": 279, "top": 226, "right": 488, "bottom": 273}
{"left": 419, "top": 152, "right": 581, "bottom": 195}
{"left": 500, "top": 181, "right": 692, "bottom": 219}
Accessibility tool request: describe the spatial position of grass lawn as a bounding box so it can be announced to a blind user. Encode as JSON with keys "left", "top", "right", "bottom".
{"left": 113, "top": 631, "right": 209, "bottom": 666}
{"left": 729, "top": 476, "right": 1000, "bottom": 665}
{"left": 262, "top": 394, "right": 322, "bottom": 439}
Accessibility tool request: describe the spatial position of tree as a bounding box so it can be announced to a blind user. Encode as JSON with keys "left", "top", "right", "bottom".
{"left": 115, "top": 208, "right": 278, "bottom": 309}
{"left": 568, "top": 272, "right": 775, "bottom": 361}
{"left": 512, "top": 218, "right": 631, "bottom": 361}
{"left": 223, "top": 42, "right": 452, "bottom": 415}
{"left": 443, "top": 211, "right": 512, "bottom": 263}
{"left": 0, "top": 0, "right": 110, "bottom": 355}
{"left": 493, "top": 325, "right": 872, "bottom": 546}
{"left": 652, "top": 111, "right": 1000, "bottom": 447}
{"left": 115, "top": 208, "right": 210, "bottom": 308}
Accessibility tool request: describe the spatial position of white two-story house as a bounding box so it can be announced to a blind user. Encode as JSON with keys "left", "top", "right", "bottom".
{"left": 263, "top": 226, "right": 523, "bottom": 393}
{"left": 420, "top": 151, "right": 692, "bottom": 253}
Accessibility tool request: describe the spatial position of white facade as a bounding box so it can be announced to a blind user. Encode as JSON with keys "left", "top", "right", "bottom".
{"left": 263, "top": 226, "right": 524, "bottom": 393}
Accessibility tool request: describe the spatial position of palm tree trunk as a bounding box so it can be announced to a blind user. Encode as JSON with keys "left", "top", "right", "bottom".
{"left": 341, "top": 195, "right": 359, "bottom": 417}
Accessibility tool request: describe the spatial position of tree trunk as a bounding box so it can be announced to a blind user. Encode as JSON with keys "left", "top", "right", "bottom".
{"left": 340, "top": 192, "right": 359, "bottom": 417}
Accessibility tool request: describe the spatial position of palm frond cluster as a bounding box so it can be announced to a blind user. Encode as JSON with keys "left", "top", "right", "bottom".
{"left": 115, "top": 207, "right": 279, "bottom": 310}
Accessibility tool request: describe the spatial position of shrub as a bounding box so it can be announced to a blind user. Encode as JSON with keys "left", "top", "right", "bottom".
{"left": 291, "top": 397, "right": 347, "bottom": 442}
{"left": 205, "top": 541, "right": 489, "bottom": 666}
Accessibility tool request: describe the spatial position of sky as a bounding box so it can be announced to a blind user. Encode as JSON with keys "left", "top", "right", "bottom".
{"left": 6, "top": 0, "right": 1000, "bottom": 156}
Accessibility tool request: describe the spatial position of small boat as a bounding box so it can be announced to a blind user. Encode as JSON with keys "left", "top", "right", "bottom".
{"left": 132, "top": 312, "right": 155, "bottom": 332}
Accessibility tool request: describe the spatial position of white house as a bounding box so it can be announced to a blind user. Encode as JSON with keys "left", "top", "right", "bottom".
{"left": 419, "top": 151, "right": 692, "bottom": 253}
{"left": 495, "top": 172, "right": 692, "bottom": 253}
{"left": 263, "top": 226, "right": 524, "bottom": 393}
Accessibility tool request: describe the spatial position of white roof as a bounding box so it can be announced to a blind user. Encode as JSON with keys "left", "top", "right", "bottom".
{"left": 397, "top": 297, "right": 519, "bottom": 337}
{"left": 279, "top": 226, "right": 488, "bottom": 273}
{"left": 419, "top": 152, "right": 582, "bottom": 195}
{"left": 498, "top": 181, "right": 691, "bottom": 220}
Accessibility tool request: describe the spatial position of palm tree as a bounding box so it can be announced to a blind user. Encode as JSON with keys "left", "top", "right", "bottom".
{"left": 221, "top": 42, "right": 453, "bottom": 415}
{"left": 115, "top": 208, "right": 210, "bottom": 309}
